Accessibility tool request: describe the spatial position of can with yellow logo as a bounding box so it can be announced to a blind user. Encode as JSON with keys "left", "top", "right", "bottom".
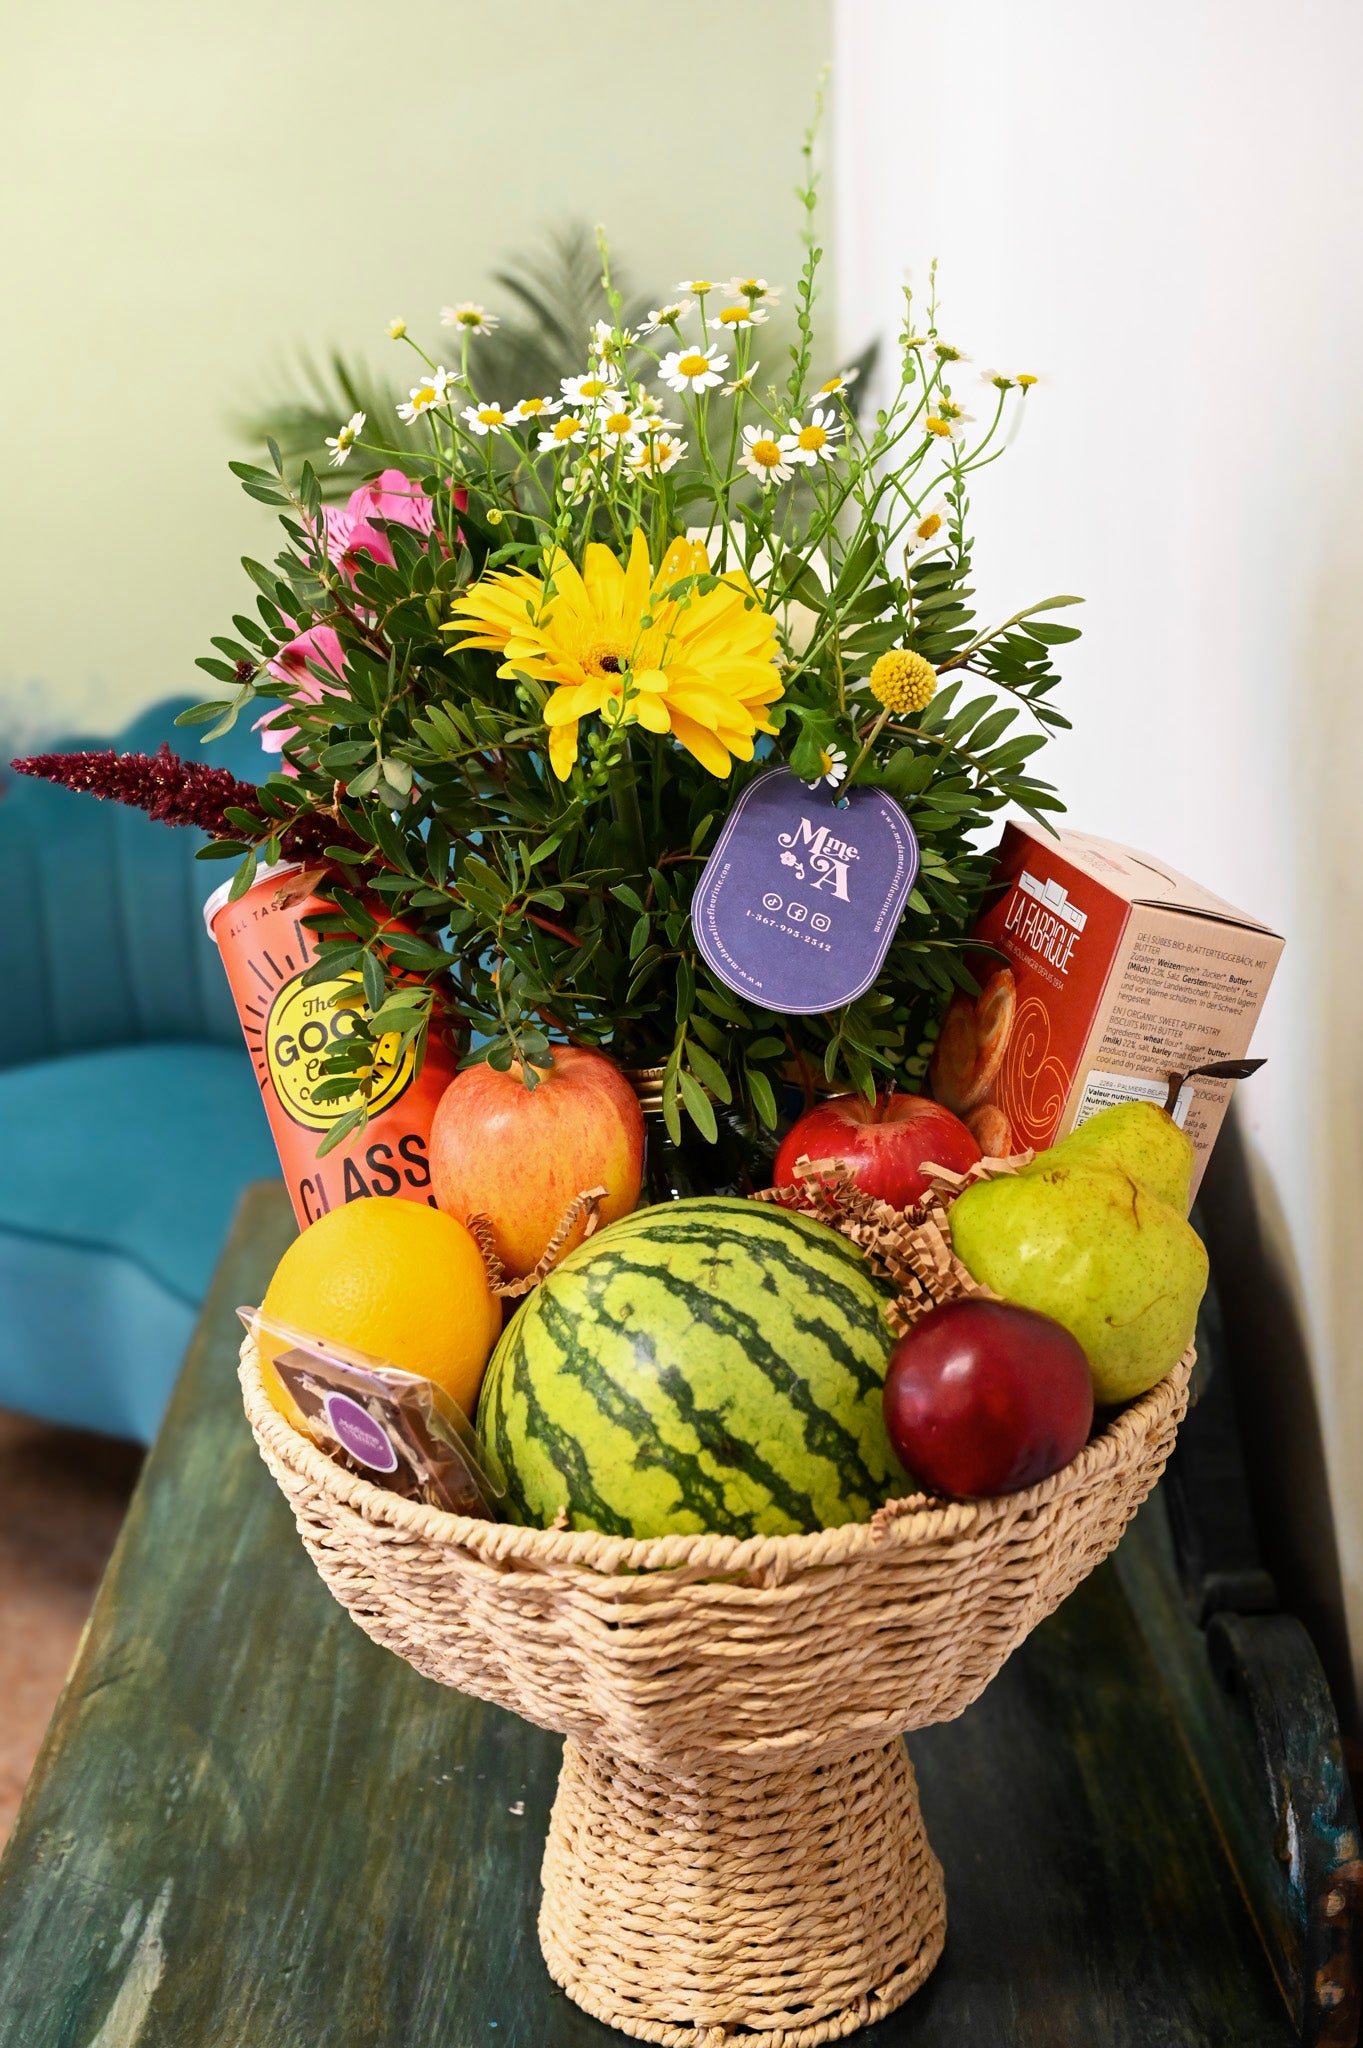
{"left": 205, "top": 863, "right": 458, "bottom": 1229}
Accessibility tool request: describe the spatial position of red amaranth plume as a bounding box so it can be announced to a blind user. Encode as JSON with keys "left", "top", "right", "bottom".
{"left": 9, "top": 743, "right": 363, "bottom": 862}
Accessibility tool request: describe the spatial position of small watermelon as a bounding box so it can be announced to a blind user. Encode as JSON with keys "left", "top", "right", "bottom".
{"left": 477, "top": 1196, "right": 907, "bottom": 1538}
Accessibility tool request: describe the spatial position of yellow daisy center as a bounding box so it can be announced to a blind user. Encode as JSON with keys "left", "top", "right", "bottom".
{"left": 819, "top": 748, "right": 835, "bottom": 774}
{"left": 413, "top": 385, "right": 437, "bottom": 408}
{"left": 457, "top": 310, "right": 482, "bottom": 327}
{"left": 925, "top": 417, "right": 952, "bottom": 438}
{"left": 603, "top": 411, "right": 634, "bottom": 437}
{"left": 551, "top": 418, "right": 579, "bottom": 441}
{"left": 797, "top": 424, "right": 827, "bottom": 452}
{"left": 478, "top": 408, "right": 504, "bottom": 426}
{"left": 519, "top": 398, "right": 548, "bottom": 415}
{"left": 916, "top": 512, "right": 942, "bottom": 542}
{"left": 750, "top": 437, "right": 783, "bottom": 469}
{"left": 819, "top": 377, "right": 843, "bottom": 393}
{"left": 868, "top": 648, "right": 937, "bottom": 715}
{"left": 1018, "top": 373, "right": 1038, "bottom": 388}
{"left": 582, "top": 641, "right": 628, "bottom": 680}
{"left": 717, "top": 306, "right": 751, "bottom": 325}
{"left": 677, "top": 353, "right": 711, "bottom": 377}
{"left": 579, "top": 377, "right": 611, "bottom": 399}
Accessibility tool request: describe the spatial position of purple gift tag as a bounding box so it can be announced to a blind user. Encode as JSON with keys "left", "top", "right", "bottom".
{"left": 691, "top": 767, "right": 919, "bottom": 1015}
{"left": 323, "top": 1390, "right": 399, "bottom": 1473}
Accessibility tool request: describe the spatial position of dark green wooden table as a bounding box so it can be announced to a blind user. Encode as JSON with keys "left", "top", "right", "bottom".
{"left": 0, "top": 1182, "right": 1353, "bottom": 2046}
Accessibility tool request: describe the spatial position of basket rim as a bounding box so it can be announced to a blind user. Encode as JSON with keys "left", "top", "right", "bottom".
{"left": 239, "top": 1334, "right": 1192, "bottom": 1581}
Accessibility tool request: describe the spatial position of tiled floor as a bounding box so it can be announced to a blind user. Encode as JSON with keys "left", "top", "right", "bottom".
{"left": 0, "top": 1412, "right": 140, "bottom": 1847}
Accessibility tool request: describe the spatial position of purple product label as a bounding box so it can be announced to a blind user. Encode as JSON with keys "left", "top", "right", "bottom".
{"left": 691, "top": 768, "right": 919, "bottom": 1015}
{"left": 324, "top": 1390, "right": 400, "bottom": 1472}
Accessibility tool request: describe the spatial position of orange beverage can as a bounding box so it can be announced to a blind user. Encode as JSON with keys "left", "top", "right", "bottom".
{"left": 205, "top": 862, "right": 459, "bottom": 1230}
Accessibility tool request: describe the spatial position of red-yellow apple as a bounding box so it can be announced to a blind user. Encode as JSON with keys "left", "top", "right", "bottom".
{"left": 773, "top": 1092, "right": 980, "bottom": 1211}
{"left": 430, "top": 1047, "right": 644, "bottom": 1278}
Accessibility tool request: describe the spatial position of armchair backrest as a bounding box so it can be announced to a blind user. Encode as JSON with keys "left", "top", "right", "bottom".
{"left": 0, "top": 698, "right": 266, "bottom": 1070}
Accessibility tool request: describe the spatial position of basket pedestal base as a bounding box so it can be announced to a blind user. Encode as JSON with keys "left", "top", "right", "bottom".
{"left": 539, "top": 1736, "right": 946, "bottom": 2047}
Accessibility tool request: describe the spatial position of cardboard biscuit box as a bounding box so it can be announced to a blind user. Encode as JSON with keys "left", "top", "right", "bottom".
{"left": 929, "top": 822, "right": 1283, "bottom": 1199}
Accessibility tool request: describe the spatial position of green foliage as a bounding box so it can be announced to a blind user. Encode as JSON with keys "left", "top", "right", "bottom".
{"left": 184, "top": 190, "right": 1079, "bottom": 1148}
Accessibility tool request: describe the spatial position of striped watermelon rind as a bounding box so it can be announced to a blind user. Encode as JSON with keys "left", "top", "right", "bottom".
{"left": 477, "top": 1196, "right": 906, "bottom": 1539}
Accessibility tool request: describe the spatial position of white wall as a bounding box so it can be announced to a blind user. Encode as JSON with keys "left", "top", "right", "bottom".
{"left": 3, "top": 0, "right": 830, "bottom": 737}
{"left": 836, "top": 0, "right": 1363, "bottom": 1690}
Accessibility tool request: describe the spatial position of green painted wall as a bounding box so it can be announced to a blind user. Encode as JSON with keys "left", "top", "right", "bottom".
{"left": 4, "top": 1, "right": 830, "bottom": 738}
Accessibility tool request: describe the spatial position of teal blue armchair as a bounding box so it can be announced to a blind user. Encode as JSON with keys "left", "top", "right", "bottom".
{"left": 0, "top": 700, "right": 283, "bottom": 1441}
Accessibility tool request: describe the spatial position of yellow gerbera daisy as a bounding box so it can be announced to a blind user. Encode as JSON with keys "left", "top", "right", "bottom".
{"left": 445, "top": 529, "right": 784, "bottom": 781}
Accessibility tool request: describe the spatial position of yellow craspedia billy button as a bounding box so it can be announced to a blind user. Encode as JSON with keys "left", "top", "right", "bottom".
{"left": 259, "top": 1199, "right": 502, "bottom": 1428}
{"left": 868, "top": 648, "right": 938, "bottom": 715}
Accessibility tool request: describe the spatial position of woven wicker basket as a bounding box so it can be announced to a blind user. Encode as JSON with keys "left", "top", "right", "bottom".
{"left": 240, "top": 1301, "right": 1191, "bottom": 2047}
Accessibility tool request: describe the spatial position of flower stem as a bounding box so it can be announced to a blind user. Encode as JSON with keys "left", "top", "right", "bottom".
{"left": 610, "top": 732, "right": 648, "bottom": 878}
{"left": 845, "top": 706, "right": 890, "bottom": 787}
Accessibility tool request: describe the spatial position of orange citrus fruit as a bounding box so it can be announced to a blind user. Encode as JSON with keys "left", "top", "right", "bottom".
{"left": 258, "top": 1199, "right": 502, "bottom": 1428}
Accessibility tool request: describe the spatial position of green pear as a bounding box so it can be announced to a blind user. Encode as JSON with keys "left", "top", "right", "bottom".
{"left": 1027, "top": 1100, "right": 1195, "bottom": 1213}
{"left": 948, "top": 1163, "right": 1207, "bottom": 1404}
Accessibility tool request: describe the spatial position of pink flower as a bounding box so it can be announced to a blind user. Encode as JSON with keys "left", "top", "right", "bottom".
{"left": 255, "top": 622, "right": 347, "bottom": 774}
{"left": 346, "top": 467, "right": 435, "bottom": 536}
{"left": 324, "top": 506, "right": 395, "bottom": 577}
{"left": 320, "top": 469, "right": 437, "bottom": 585}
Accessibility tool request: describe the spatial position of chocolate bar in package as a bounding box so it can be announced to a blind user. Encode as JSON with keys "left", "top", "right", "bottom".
{"left": 239, "top": 1309, "right": 504, "bottom": 1518}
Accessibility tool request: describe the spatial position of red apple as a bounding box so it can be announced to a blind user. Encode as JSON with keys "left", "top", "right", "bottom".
{"left": 774, "top": 1093, "right": 980, "bottom": 1210}
{"left": 430, "top": 1047, "right": 644, "bottom": 1279}
{"left": 883, "top": 1298, "right": 1093, "bottom": 1499}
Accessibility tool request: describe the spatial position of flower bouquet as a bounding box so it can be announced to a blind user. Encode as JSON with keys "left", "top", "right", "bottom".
{"left": 18, "top": 142, "right": 1212, "bottom": 2043}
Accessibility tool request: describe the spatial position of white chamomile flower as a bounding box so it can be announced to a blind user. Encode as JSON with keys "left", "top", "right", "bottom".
{"left": 441, "top": 302, "right": 499, "bottom": 335}
{"left": 815, "top": 744, "right": 848, "bottom": 790}
{"left": 508, "top": 394, "right": 563, "bottom": 423}
{"left": 387, "top": 317, "right": 407, "bottom": 339}
{"left": 814, "top": 368, "right": 859, "bottom": 398}
{"left": 786, "top": 407, "right": 842, "bottom": 466}
{"left": 560, "top": 369, "right": 621, "bottom": 409}
{"left": 933, "top": 341, "right": 968, "bottom": 364}
{"left": 589, "top": 318, "right": 638, "bottom": 359}
{"left": 396, "top": 368, "right": 452, "bottom": 422}
{"left": 538, "top": 413, "right": 586, "bottom": 452}
{"left": 739, "top": 423, "right": 796, "bottom": 487}
{"left": 640, "top": 301, "right": 694, "bottom": 335}
{"left": 723, "top": 370, "right": 757, "bottom": 397}
{"left": 709, "top": 303, "right": 769, "bottom": 332}
{"left": 658, "top": 344, "right": 728, "bottom": 394}
{"left": 597, "top": 403, "right": 648, "bottom": 444}
{"left": 462, "top": 400, "right": 511, "bottom": 436}
{"left": 563, "top": 462, "right": 597, "bottom": 502}
{"left": 728, "top": 276, "right": 782, "bottom": 305}
{"left": 925, "top": 397, "right": 974, "bottom": 442}
{"left": 325, "top": 410, "right": 366, "bottom": 467}
{"left": 906, "top": 501, "right": 949, "bottom": 552}
{"left": 979, "top": 368, "right": 1016, "bottom": 391}
{"left": 631, "top": 432, "right": 687, "bottom": 476}
{"left": 677, "top": 278, "right": 718, "bottom": 294}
